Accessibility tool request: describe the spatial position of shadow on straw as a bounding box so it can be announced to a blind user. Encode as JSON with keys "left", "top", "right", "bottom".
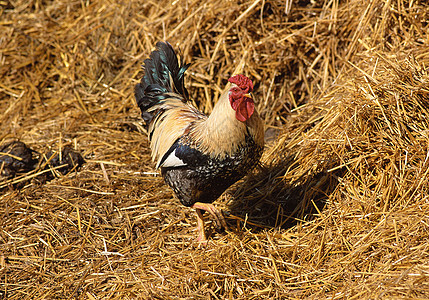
{"left": 226, "top": 156, "right": 344, "bottom": 232}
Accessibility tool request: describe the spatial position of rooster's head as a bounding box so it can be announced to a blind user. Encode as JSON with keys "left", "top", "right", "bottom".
{"left": 228, "top": 74, "right": 255, "bottom": 122}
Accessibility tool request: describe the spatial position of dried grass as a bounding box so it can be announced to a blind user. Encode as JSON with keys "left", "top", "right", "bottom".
{"left": 1, "top": 0, "right": 429, "bottom": 298}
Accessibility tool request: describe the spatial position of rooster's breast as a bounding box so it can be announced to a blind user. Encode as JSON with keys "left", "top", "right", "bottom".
{"left": 160, "top": 135, "right": 263, "bottom": 207}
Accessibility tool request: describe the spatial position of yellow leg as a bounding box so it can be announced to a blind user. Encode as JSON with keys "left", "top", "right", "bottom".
{"left": 194, "top": 208, "right": 206, "bottom": 242}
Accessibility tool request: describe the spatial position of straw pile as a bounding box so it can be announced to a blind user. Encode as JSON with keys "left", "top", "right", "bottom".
{"left": 1, "top": 0, "right": 429, "bottom": 298}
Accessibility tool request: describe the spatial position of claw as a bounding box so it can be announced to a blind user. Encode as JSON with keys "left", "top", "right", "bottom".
{"left": 191, "top": 202, "right": 228, "bottom": 242}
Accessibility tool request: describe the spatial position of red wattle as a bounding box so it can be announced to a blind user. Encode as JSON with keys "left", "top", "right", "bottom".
{"left": 235, "top": 98, "right": 254, "bottom": 122}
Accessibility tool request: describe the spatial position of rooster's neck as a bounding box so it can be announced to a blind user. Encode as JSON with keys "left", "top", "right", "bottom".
{"left": 190, "top": 90, "right": 259, "bottom": 159}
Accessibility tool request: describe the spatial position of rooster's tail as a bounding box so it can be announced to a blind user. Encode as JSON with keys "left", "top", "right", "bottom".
{"left": 135, "top": 41, "right": 190, "bottom": 128}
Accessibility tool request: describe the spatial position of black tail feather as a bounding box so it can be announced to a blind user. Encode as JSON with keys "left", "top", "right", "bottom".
{"left": 135, "top": 42, "right": 190, "bottom": 128}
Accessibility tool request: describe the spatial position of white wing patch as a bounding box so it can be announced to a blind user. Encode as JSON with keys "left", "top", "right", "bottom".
{"left": 158, "top": 149, "right": 187, "bottom": 168}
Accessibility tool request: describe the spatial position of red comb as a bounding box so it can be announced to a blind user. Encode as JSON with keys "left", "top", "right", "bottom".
{"left": 228, "top": 74, "right": 253, "bottom": 92}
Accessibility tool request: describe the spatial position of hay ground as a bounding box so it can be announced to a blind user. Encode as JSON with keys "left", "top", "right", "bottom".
{"left": 1, "top": 0, "right": 429, "bottom": 299}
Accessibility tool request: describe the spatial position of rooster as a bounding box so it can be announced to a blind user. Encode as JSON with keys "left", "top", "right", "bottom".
{"left": 134, "top": 42, "right": 264, "bottom": 242}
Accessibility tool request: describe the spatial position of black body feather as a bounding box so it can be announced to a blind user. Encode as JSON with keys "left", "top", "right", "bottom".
{"left": 161, "top": 135, "right": 263, "bottom": 207}
{"left": 135, "top": 41, "right": 190, "bottom": 129}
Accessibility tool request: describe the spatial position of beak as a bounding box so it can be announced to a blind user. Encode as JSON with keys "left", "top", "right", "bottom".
{"left": 243, "top": 93, "right": 252, "bottom": 99}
